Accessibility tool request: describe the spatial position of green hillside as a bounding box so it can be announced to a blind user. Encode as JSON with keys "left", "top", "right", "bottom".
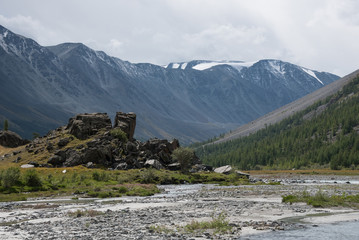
{"left": 196, "top": 75, "right": 359, "bottom": 170}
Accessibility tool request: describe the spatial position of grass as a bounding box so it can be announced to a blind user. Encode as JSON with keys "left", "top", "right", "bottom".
{"left": 0, "top": 166, "right": 252, "bottom": 202}
{"left": 282, "top": 189, "right": 359, "bottom": 208}
{"left": 182, "top": 212, "right": 232, "bottom": 234}
{"left": 149, "top": 212, "right": 233, "bottom": 236}
{"left": 0, "top": 167, "right": 163, "bottom": 201}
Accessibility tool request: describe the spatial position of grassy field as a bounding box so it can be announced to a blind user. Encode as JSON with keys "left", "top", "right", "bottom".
{"left": 0, "top": 165, "right": 251, "bottom": 202}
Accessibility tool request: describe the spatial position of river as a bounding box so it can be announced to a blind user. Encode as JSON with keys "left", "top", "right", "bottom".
{"left": 247, "top": 220, "right": 359, "bottom": 239}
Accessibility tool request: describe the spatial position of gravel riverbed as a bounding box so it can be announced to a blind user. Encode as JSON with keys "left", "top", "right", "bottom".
{"left": 1, "top": 174, "right": 359, "bottom": 239}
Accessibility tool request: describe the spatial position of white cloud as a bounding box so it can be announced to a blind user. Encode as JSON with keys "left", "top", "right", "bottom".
{"left": 109, "top": 39, "right": 122, "bottom": 49}
{"left": 0, "top": 14, "right": 43, "bottom": 39}
{"left": 0, "top": 0, "right": 358, "bottom": 75}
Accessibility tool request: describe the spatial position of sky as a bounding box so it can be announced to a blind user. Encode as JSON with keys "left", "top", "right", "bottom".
{"left": 1, "top": 0, "right": 359, "bottom": 76}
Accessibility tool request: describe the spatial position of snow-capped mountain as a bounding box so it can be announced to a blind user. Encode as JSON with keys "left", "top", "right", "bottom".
{"left": 0, "top": 25, "right": 339, "bottom": 144}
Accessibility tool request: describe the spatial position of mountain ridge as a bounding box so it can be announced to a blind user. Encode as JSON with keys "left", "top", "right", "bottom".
{"left": 210, "top": 69, "right": 359, "bottom": 145}
{"left": 0, "top": 25, "right": 340, "bottom": 144}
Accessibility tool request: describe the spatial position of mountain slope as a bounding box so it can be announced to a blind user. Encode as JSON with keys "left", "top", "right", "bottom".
{"left": 0, "top": 25, "right": 339, "bottom": 143}
{"left": 212, "top": 69, "right": 359, "bottom": 144}
{"left": 196, "top": 70, "right": 359, "bottom": 170}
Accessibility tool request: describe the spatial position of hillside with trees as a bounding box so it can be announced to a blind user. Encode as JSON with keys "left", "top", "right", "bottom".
{"left": 196, "top": 75, "right": 359, "bottom": 170}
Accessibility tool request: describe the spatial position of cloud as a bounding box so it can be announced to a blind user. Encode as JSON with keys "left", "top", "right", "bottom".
{"left": 0, "top": 0, "right": 358, "bottom": 75}
{"left": 0, "top": 14, "right": 43, "bottom": 39}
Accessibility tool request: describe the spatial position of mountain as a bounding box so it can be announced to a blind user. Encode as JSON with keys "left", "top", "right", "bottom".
{"left": 0, "top": 25, "right": 340, "bottom": 144}
{"left": 195, "top": 71, "right": 359, "bottom": 170}
{"left": 211, "top": 69, "right": 359, "bottom": 145}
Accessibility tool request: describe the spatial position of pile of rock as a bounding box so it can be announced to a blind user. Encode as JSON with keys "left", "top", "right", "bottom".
{"left": 28, "top": 111, "right": 201, "bottom": 171}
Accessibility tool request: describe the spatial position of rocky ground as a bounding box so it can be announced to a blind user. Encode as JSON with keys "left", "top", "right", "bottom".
{"left": 1, "top": 174, "right": 359, "bottom": 240}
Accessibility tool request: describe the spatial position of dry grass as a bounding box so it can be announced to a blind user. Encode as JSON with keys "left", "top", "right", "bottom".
{"left": 0, "top": 145, "right": 24, "bottom": 156}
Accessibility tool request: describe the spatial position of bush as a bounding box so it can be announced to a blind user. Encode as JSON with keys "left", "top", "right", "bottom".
{"left": 92, "top": 171, "right": 110, "bottom": 182}
{"left": 1, "top": 167, "right": 20, "bottom": 188}
{"left": 110, "top": 128, "right": 128, "bottom": 143}
{"left": 140, "top": 168, "right": 158, "bottom": 184}
{"left": 23, "top": 169, "right": 42, "bottom": 187}
{"left": 118, "top": 186, "right": 128, "bottom": 193}
{"left": 184, "top": 212, "right": 232, "bottom": 234}
{"left": 171, "top": 147, "right": 195, "bottom": 173}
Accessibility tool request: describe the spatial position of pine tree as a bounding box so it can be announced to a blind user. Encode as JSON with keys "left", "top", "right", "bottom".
{"left": 3, "top": 119, "right": 8, "bottom": 131}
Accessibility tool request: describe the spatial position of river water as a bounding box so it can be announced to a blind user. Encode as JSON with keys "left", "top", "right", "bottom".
{"left": 247, "top": 221, "right": 359, "bottom": 239}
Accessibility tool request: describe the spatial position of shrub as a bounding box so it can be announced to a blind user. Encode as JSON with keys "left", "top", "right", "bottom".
{"left": 171, "top": 147, "right": 195, "bottom": 173}
{"left": 23, "top": 169, "right": 42, "bottom": 187}
{"left": 110, "top": 128, "right": 128, "bottom": 143}
{"left": 140, "top": 168, "right": 158, "bottom": 184}
{"left": 1, "top": 167, "right": 20, "bottom": 188}
{"left": 118, "top": 186, "right": 128, "bottom": 193}
{"left": 92, "top": 171, "right": 110, "bottom": 182}
{"left": 184, "top": 212, "right": 232, "bottom": 234}
{"left": 92, "top": 171, "right": 101, "bottom": 181}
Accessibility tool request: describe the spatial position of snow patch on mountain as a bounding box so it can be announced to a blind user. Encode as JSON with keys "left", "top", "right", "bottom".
{"left": 301, "top": 67, "right": 323, "bottom": 85}
{"left": 267, "top": 60, "right": 286, "bottom": 75}
{"left": 165, "top": 62, "right": 189, "bottom": 70}
{"left": 172, "top": 63, "right": 180, "bottom": 69}
{"left": 192, "top": 60, "right": 258, "bottom": 71}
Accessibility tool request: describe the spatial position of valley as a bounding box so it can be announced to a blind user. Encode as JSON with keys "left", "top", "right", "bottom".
{"left": 0, "top": 25, "right": 339, "bottom": 144}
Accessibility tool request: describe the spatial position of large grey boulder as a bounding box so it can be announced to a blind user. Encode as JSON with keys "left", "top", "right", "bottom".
{"left": 67, "top": 113, "right": 112, "bottom": 140}
{"left": 114, "top": 112, "right": 136, "bottom": 141}
{"left": 144, "top": 159, "right": 164, "bottom": 170}
{"left": 0, "top": 130, "right": 29, "bottom": 148}
{"left": 214, "top": 165, "right": 233, "bottom": 174}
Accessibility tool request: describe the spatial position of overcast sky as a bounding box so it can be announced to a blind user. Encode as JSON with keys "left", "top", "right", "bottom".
{"left": 1, "top": 0, "right": 358, "bottom": 76}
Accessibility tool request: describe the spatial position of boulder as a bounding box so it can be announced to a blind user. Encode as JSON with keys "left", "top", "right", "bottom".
{"left": 114, "top": 112, "right": 136, "bottom": 140}
{"left": 169, "top": 139, "right": 180, "bottom": 152}
{"left": 67, "top": 113, "right": 112, "bottom": 140}
{"left": 214, "top": 165, "right": 233, "bottom": 174}
{"left": 141, "top": 138, "right": 179, "bottom": 154}
{"left": 21, "top": 164, "right": 35, "bottom": 168}
{"left": 167, "top": 162, "right": 181, "bottom": 171}
{"left": 190, "top": 164, "right": 213, "bottom": 173}
{"left": 115, "top": 162, "right": 128, "bottom": 170}
{"left": 48, "top": 155, "right": 64, "bottom": 166}
{"left": 58, "top": 137, "right": 72, "bottom": 148}
{"left": 144, "top": 159, "right": 164, "bottom": 170}
{"left": 235, "top": 170, "right": 250, "bottom": 179}
{"left": 0, "top": 130, "right": 29, "bottom": 148}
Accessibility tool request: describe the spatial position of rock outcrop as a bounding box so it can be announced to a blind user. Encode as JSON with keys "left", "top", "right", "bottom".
{"left": 19, "top": 111, "right": 202, "bottom": 171}
{"left": 67, "top": 113, "right": 112, "bottom": 140}
{"left": 114, "top": 112, "right": 136, "bottom": 141}
{"left": 0, "top": 130, "right": 29, "bottom": 148}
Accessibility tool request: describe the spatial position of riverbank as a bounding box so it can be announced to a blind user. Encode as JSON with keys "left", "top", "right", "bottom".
{"left": 1, "top": 173, "right": 359, "bottom": 239}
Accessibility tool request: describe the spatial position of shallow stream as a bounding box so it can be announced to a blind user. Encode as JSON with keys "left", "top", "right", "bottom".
{"left": 247, "top": 220, "right": 359, "bottom": 239}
